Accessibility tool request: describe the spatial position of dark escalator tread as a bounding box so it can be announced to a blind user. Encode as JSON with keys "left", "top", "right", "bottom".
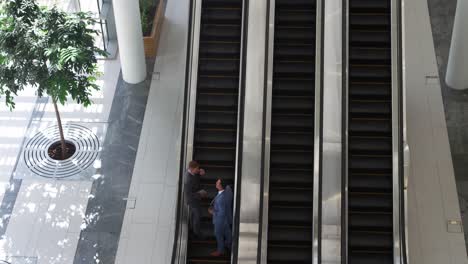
{"left": 349, "top": 252, "right": 393, "bottom": 264}
{"left": 349, "top": 211, "right": 392, "bottom": 231}
{"left": 349, "top": 192, "right": 392, "bottom": 211}
{"left": 267, "top": 1, "right": 316, "bottom": 263}
{"left": 349, "top": 0, "right": 390, "bottom": 11}
{"left": 349, "top": 65, "right": 391, "bottom": 81}
{"left": 349, "top": 173, "right": 392, "bottom": 192}
{"left": 349, "top": 155, "right": 392, "bottom": 172}
{"left": 350, "top": 47, "right": 391, "bottom": 64}
{"left": 349, "top": 100, "right": 391, "bottom": 118}
{"left": 267, "top": 245, "right": 312, "bottom": 263}
{"left": 200, "top": 24, "right": 241, "bottom": 42}
{"left": 269, "top": 205, "right": 313, "bottom": 224}
{"left": 349, "top": 230, "right": 393, "bottom": 249}
{"left": 202, "top": 8, "right": 242, "bottom": 24}
{"left": 350, "top": 14, "right": 390, "bottom": 30}
{"left": 188, "top": 2, "right": 242, "bottom": 263}
{"left": 349, "top": 118, "right": 391, "bottom": 135}
{"left": 348, "top": 136, "right": 392, "bottom": 154}
{"left": 349, "top": 82, "right": 391, "bottom": 99}
{"left": 350, "top": 31, "right": 391, "bottom": 47}
{"left": 198, "top": 59, "right": 240, "bottom": 75}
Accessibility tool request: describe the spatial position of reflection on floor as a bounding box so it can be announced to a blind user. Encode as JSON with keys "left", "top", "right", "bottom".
{"left": 0, "top": 56, "right": 122, "bottom": 264}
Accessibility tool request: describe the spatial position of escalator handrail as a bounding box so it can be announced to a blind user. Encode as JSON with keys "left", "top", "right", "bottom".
{"left": 400, "top": 0, "right": 410, "bottom": 262}
{"left": 171, "top": 1, "right": 202, "bottom": 263}
{"left": 391, "top": 0, "right": 408, "bottom": 263}
{"left": 313, "top": 0, "right": 325, "bottom": 263}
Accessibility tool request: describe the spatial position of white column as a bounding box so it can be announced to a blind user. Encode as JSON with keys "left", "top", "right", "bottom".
{"left": 446, "top": 0, "right": 468, "bottom": 90}
{"left": 113, "top": 0, "right": 147, "bottom": 84}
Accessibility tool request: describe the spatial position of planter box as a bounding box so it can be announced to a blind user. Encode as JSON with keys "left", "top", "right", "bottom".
{"left": 143, "top": 0, "right": 165, "bottom": 58}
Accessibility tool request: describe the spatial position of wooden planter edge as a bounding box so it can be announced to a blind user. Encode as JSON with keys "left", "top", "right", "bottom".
{"left": 143, "top": 0, "right": 165, "bottom": 58}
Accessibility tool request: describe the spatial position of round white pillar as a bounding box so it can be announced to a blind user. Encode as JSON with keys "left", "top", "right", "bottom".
{"left": 113, "top": 0, "right": 147, "bottom": 84}
{"left": 446, "top": 0, "right": 468, "bottom": 90}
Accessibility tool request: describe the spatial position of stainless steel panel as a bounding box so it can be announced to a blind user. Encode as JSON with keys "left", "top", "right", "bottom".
{"left": 342, "top": 0, "right": 350, "bottom": 262}
{"left": 172, "top": 1, "right": 202, "bottom": 263}
{"left": 321, "top": 0, "right": 343, "bottom": 262}
{"left": 313, "top": 0, "right": 324, "bottom": 263}
{"left": 237, "top": 0, "right": 268, "bottom": 263}
{"left": 259, "top": 0, "right": 275, "bottom": 263}
{"left": 391, "top": 0, "right": 403, "bottom": 263}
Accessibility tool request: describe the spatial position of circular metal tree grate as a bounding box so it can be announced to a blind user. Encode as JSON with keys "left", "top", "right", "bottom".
{"left": 23, "top": 124, "right": 100, "bottom": 178}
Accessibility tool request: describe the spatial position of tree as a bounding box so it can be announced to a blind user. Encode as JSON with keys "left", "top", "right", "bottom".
{"left": 0, "top": 0, "right": 107, "bottom": 159}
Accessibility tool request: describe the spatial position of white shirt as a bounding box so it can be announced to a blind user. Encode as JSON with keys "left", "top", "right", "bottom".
{"left": 218, "top": 190, "right": 224, "bottom": 195}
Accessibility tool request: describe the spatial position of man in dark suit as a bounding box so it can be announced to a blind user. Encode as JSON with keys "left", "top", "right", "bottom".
{"left": 209, "top": 179, "right": 232, "bottom": 256}
{"left": 184, "top": 160, "right": 207, "bottom": 238}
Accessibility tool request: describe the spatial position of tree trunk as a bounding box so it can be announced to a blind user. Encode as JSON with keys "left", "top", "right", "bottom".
{"left": 53, "top": 99, "right": 67, "bottom": 160}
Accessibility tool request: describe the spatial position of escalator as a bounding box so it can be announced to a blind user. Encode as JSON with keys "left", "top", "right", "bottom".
{"left": 265, "top": 0, "right": 317, "bottom": 262}
{"left": 346, "top": 0, "right": 394, "bottom": 263}
{"left": 186, "top": 0, "right": 243, "bottom": 263}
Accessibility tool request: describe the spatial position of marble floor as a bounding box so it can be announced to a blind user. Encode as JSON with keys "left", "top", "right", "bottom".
{"left": 427, "top": 0, "right": 468, "bottom": 255}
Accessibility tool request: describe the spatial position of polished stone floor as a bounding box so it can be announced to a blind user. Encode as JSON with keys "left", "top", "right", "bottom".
{"left": 428, "top": 0, "right": 468, "bottom": 254}
{"left": 74, "top": 59, "right": 154, "bottom": 264}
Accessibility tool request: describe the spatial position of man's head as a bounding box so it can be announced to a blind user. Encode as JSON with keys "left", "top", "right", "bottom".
{"left": 188, "top": 160, "right": 200, "bottom": 174}
{"left": 216, "top": 178, "right": 226, "bottom": 192}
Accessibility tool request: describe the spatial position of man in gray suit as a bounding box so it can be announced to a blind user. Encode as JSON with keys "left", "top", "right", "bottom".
{"left": 184, "top": 160, "right": 207, "bottom": 238}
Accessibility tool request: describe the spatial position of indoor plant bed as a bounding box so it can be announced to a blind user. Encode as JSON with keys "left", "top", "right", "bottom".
{"left": 141, "top": 0, "right": 165, "bottom": 57}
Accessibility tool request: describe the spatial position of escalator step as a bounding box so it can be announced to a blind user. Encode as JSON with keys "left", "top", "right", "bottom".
{"left": 275, "top": 28, "right": 315, "bottom": 44}
{"left": 274, "top": 61, "right": 315, "bottom": 78}
{"left": 349, "top": 82, "right": 391, "bottom": 99}
{"left": 350, "top": 14, "right": 390, "bottom": 30}
{"left": 275, "top": 45, "right": 315, "bottom": 60}
{"left": 273, "top": 79, "right": 315, "bottom": 96}
{"left": 200, "top": 42, "right": 241, "bottom": 58}
{"left": 348, "top": 136, "right": 392, "bottom": 154}
{"left": 350, "top": 47, "right": 391, "bottom": 64}
{"left": 349, "top": 230, "right": 393, "bottom": 249}
{"left": 276, "top": 0, "right": 316, "bottom": 9}
{"left": 349, "top": 211, "right": 393, "bottom": 231}
{"left": 349, "top": 118, "right": 391, "bottom": 135}
{"left": 194, "top": 147, "right": 236, "bottom": 164}
{"left": 349, "top": 251, "right": 393, "bottom": 264}
{"left": 195, "top": 129, "right": 236, "bottom": 145}
{"left": 268, "top": 225, "right": 312, "bottom": 243}
{"left": 349, "top": 173, "right": 392, "bottom": 192}
{"left": 199, "top": 58, "right": 240, "bottom": 75}
{"left": 349, "top": 100, "right": 391, "bottom": 118}
{"left": 269, "top": 205, "right": 313, "bottom": 224}
{"left": 272, "top": 115, "right": 315, "bottom": 132}
{"left": 276, "top": 10, "right": 316, "bottom": 27}
{"left": 200, "top": 24, "right": 241, "bottom": 42}
{"left": 350, "top": 30, "right": 391, "bottom": 47}
{"left": 198, "top": 76, "right": 239, "bottom": 92}
{"left": 270, "top": 186, "right": 314, "bottom": 204}
{"left": 198, "top": 166, "right": 234, "bottom": 182}
{"left": 197, "top": 93, "right": 238, "bottom": 109}
{"left": 202, "top": 8, "right": 241, "bottom": 24}
{"left": 196, "top": 112, "right": 237, "bottom": 128}
{"left": 350, "top": 65, "right": 391, "bottom": 81}
{"left": 272, "top": 96, "right": 315, "bottom": 114}
{"left": 271, "top": 151, "right": 314, "bottom": 167}
{"left": 349, "top": 0, "right": 390, "bottom": 12}
{"left": 271, "top": 132, "right": 314, "bottom": 149}
{"left": 349, "top": 192, "right": 392, "bottom": 211}
{"left": 267, "top": 245, "right": 312, "bottom": 263}
{"left": 202, "top": 0, "right": 242, "bottom": 8}
{"left": 270, "top": 170, "right": 314, "bottom": 185}
{"left": 349, "top": 155, "right": 392, "bottom": 172}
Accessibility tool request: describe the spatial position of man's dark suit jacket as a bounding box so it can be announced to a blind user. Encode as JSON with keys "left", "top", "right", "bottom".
{"left": 184, "top": 171, "right": 202, "bottom": 208}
